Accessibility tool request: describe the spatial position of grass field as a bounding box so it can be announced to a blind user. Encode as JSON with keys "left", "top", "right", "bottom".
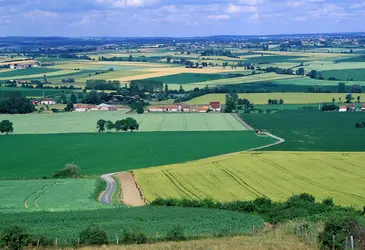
{"left": 135, "top": 152, "right": 365, "bottom": 207}
{"left": 0, "top": 131, "right": 276, "bottom": 179}
{"left": 0, "top": 179, "right": 107, "bottom": 213}
{"left": 0, "top": 206, "right": 263, "bottom": 243}
{"left": 242, "top": 111, "right": 365, "bottom": 151}
{"left": 0, "top": 87, "right": 74, "bottom": 97}
{"left": 321, "top": 68, "right": 365, "bottom": 81}
{"left": 0, "top": 112, "right": 246, "bottom": 134}
{"left": 0, "top": 67, "right": 59, "bottom": 77}
{"left": 187, "top": 93, "right": 365, "bottom": 105}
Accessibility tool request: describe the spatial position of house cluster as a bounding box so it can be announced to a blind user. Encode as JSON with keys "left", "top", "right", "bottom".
{"left": 148, "top": 102, "right": 221, "bottom": 113}
{"left": 74, "top": 103, "right": 117, "bottom": 112}
{"left": 339, "top": 104, "right": 365, "bottom": 112}
{"left": 9, "top": 62, "right": 40, "bottom": 70}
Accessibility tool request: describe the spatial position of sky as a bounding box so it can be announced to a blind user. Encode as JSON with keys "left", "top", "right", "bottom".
{"left": 0, "top": 0, "right": 364, "bottom": 37}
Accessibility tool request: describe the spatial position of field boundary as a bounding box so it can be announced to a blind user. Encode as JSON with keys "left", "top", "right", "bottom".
{"left": 232, "top": 113, "right": 254, "bottom": 130}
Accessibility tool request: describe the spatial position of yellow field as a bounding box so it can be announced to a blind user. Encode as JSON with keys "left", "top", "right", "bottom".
{"left": 186, "top": 92, "right": 365, "bottom": 105}
{"left": 135, "top": 152, "right": 365, "bottom": 207}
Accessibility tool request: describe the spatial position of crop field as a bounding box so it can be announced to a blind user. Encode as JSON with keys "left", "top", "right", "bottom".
{"left": 0, "top": 207, "right": 263, "bottom": 243}
{"left": 135, "top": 152, "right": 365, "bottom": 207}
{"left": 187, "top": 73, "right": 303, "bottom": 87}
{"left": 242, "top": 111, "right": 365, "bottom": 151}
{"left": 0, "top": 67, "right": 59, "bottom": 77}
{"left": 0, "top": 69, "right": 76, "bottom": 81}
{"left": 0, "top": 112, "right": 246, "bottom": 134}
{"left": 187, "top": 93, "right": 365, "bottom": 105}
{"left": 321, "top": 68, "right": 365, "bottom": 81}
{"left": 242, "top": 55, "right": 304, "bottom": 64}
{"left": 0, "top": 87, "right": 74, "bottom": 97}
{"left": 0, "top": 131, "right": 276, "bottom": 179}
{"left": 145, "top": 72, "right": 250, "bottom": 85}
{"left": 0, "top": 179, "right": 107, "bottom": 213}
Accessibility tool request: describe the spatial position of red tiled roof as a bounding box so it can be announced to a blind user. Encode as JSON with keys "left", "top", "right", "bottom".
{"left": 210, "top": 101, "right": 221, "bottom": 108}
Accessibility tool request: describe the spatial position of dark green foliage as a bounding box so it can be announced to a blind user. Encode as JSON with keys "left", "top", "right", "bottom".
{"left": 29, "top": 235, "right": 52, "bottom": 247}
{"left": 52, "top": 164, "right": 79, "bottom": 179}
{"left": 137, "top": 105, "right": 144, "bottom": 114}
{"left": 91, "top": 178, "right": 107, "bottom": 200}
{"left": 86, "top": 80, "right": 120, "bottom": 91}
{"left": 120, "top": 229, "right": 147, "bottom": 245}
{"left": 130, "top": 79, "right": 163, "bottom": 92}
{"left": 242, "top": 111, "right": 365, "bottom": 151}
{"left": 79, "top": 224, "right": 108, "bottom": 246}
{"left": 0, "top": 96, "right": 34, "bottom": 114}
{"left": 105, "top": 120, "right": 114, "bottom": 131}
{"left": 166, "top": 226, "right": 186, "bottom": 241}
{"left": 0, "top": 120, "right": 13, "bottom": 134}
{"left": 319, "top": 216, "right": 365, "bottom": 250}
{"left": 97, "top": 119, "right": 106, "bottom": 132}
{"left": 287, "top": 193, "right": 316, "bottom": 204}
{"left": 355, "top": 122, "right": 365, "bottom": 128}
{"left": 64, "top": 102, "right": 74, "bottom": 112}
{"left": 322, "top": 104, "right": 338, "bottom": 111}
{"left": 0, "top": 226, "right": 30, "bottom": 250}
{"left": 322, "top": 198, "right": 335, "bottom": 207}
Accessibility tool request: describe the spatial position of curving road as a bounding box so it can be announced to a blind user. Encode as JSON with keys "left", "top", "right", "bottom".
{"left": 99, "top": 173, "right": 118, "bottom": 205}
{"left": 98, "top": 117, "right": 285, "bottom": 205}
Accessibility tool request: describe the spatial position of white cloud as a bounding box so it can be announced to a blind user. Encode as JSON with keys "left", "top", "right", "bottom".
{"left": 226, "top": 4, "right": 257, "bottom": 13}
{"left": 294, "top": 16, "right": 307, "bottom": 21}
{"left": 208, "top": 14, "right": 230, "bottom": 21}
{"left": 237, "top": 0, "right": 264, "bottom": 5}
{"left": 23, "top": 10, "right": 59, "bottom": 18}
{"left": 350, "top": 2, "right": 365, "bottom": 9}
{"left": 160, "top": 5, "right": 178, "bottom": 13}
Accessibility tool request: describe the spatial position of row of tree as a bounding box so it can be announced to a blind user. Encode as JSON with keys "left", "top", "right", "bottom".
{"left": 356, "top": 122, "right": 365, "bottom": 128}
{"left": 0, "top": 120, "right": 13, "bottom": 134}
{"left": 0, "top": 97, "right": 34, "bottom": 114}
{"left": 96, "top": 118, "right": 139, "bottom": 132}
{"left": 267, "top": 99, "right": 284, "bottom": 105}
{"left": 225, "top": 92, "right": 254, "bottom": 113}
{"left": 85, "top": 80, "right": 121, "bottom": 91}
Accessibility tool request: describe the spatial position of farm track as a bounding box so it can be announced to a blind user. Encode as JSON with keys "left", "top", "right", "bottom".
{"left": 99, "top": 116, "right": 285, "bottom": 206}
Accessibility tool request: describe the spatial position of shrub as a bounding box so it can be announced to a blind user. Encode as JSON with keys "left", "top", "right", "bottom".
{"left": 29, "top": 235, "right": 52, "bottom": 247}
{"left": 287, "top": 193, "right": 316, "bottom": 204}
{"left": 120, "top": 229, "right": 147, "bottom": 245}
{"left": 166, "top": 226, "right": 186, "bottom": 241}
{"left": 0, "top": 225, "right": 31, "bottom": 250}
{"left": 79, "top": 224, "right": 108, "bottom": 246}
{"left": 90, "top": 177, "right": 107, "bottom": 200}
{"left": 53, "top": 163, "right": 80, "bottom": 179}
{"left": 322, "top": 197, "right": 335, "bottom": 207}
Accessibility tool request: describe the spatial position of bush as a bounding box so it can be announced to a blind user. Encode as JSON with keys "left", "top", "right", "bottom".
{"left": 79, "top": 224, "right": 108, "bottom": 246}
{"left": 120, "top": 229, "right": 147, "bottom": 245}
{"left": 29, "top": 235, "right": 52, "bottom": 247}
{"left": 0, "top": 226, "right": 31, "bottom": 250}
{"left": 287, "top": 193, "right": 316, "bottom": 204}
{"left": 166, "top": 226, "right": 186, "bottom": 241}
{"left": 91, "top": 177, "right": 107, "bottom": 200}
{"left": 53, "top": 163, "right": 80, "bottom": 179}
{"left": 322, "top": 197, "right": 335, "bottom": 207}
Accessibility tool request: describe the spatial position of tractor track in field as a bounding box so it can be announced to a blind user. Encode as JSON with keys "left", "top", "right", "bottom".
{"left": 98, "top": 116, "right": 286, "bottom": 206}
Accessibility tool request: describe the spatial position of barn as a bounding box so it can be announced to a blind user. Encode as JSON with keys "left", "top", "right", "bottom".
{"left": 209, "top": 102, "right": 221, "bottom": 112}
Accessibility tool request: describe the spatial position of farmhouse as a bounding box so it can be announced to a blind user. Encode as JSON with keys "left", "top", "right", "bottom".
{"left": 199, "top": 106, "right": 209, "bottom": 113}
{"left": 98, "top": 103, "right": 117, "bottom": 111}
{"left": 41, "top": 98, "right": 56, "bottom": 105}
{"left": 74, "top": 103, "right": 117, "bottom": 112}
{"left": 148, "top": 105, "right": 181, "bottom": 112}
{"left": 209, "top": 102, "right": 221, "bottom": 112}
{"left": 362, "top": 104, "right": 365, "bottom": 111}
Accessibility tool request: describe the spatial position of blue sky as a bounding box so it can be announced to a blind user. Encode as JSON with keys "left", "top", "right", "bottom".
{"left": 0, "top": 0, "right": 364, "bottom": 37}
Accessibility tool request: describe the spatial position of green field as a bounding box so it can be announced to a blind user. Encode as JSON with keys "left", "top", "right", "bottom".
{"left": 321, "top": 68, "right": 365, "bottom": 81}
{"left": 0, "top": 87, "right": 74, "bottom": 97}
{"left": 0, "top": 179, "right": 107, "bottom": 213}
{"left": 242, "top": 55, "right": 304, "bottom": 64}
{"left": 135, "top": 152, "right": 365, "bottom": 208}
{"left": 0, "top": 67, "right": 59, "bottom": 78}
{"left": 0, "top": 112, "right": 246, "bottom": 134}
{"left": 0, "top": 206, "right": 263, "bottom": 243}
{"left": 187, "top": 93, "right": 365, "bottom": 105}
{"left": 242, "top": 111, "right": 365, "bottom": 151}
{"left": 0, "top": 131, "right": 276, "bottom": 179}
{"left": 146, "top": 73, "right": 249, "bottom": 85}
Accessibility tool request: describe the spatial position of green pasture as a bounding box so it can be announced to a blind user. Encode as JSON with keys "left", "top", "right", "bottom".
{"left": 321, "top": 68, "right": 365, "bottom": 81}
{"left": 0, "top": 179, "right": 107, "bottom": 213}
{"left": 0, "top": 112, "right": 246, "bottom": 134}
{"left": 242, "top": 111, "right": 365, "bottom": 151}
{"left": 0, "top": 68, "right": 59, "bottom": 78}
{"left": 0, "top": 69, "right": 76, "bottom": 81}
{"left": 337, "top": 55, "right": 365, "bottom": 63}
{"left": 80, "top": 70, "right": 150, "bottom": 81}
{"left": 242, "top": 55, "right": 304, "bottom": 64}
{"left": 0, "top": 207, "right": 263, "bottom": 242}
{"left": 0, "top": 131, "right": 276, "bottom": 179}
{"left": 0, "top": 87, "right": 74, "bottom": 97}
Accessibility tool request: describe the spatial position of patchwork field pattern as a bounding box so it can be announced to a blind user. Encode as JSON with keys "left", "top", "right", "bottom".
{"left": 187, "top": 93, "right": 365, "bottom": 105}
{"left": 135, "top": 152, "right": 365, "bottom": 207}
{"left": 0, "top": 179, "right": 107, "bottom": 213}
{"left": 0, "top": 112, "right": 246, "bottom": 134}
{"left": 0, "top": 131, "right": 276, "bottom": 179}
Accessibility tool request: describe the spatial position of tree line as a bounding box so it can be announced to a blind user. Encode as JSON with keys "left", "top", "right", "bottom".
{"left": 96, "top": 118, "right": 139, "bottom": 132}
{"left": 86, "top": 80, "right": 121, "bottom": 91}
{"left": 0, "top": 96, "right": 34, "bottom": 114}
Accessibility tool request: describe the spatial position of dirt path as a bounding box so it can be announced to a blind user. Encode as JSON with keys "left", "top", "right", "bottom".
{"left": 115, "top": 172, "right": 146, "bottom": 207}
{"left": 232, "top": 113, "right": 254, "bottom": 130}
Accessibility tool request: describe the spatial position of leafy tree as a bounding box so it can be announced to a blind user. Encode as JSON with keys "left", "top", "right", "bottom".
{"left": 357, "top": 96, "right": 361, "bottom": 103}
{"left": 332, "top": 97, "right": 335, "bottom": 103}
{"left": 296, "top": 67, "right": 305, "bottom": 75}
{"left": 166, "top": 226, "right": 186, "bottom": 241}
{"left": 179, "top": 85, "right": 185, "bottom": 93}
{"left": 307, "top": 70, "right": 318, "bottom": 79}
{"left": 105, "top": 121, "right": 114, "bottom": 131}
{"left": 64, "top": 102, "right": 74, "bottom": 112}
{"left": 125, "top": 118, "right": 139, "bottom": 131}
{"left": 137, "top": 105, "right": 144, "bottom": 114}
{"left": 345, "top": 93, "right": 354, "bottom": 103}
{"left": 0, "top": 120, "right": 13, "bottom": 134}
{"left": 224, "top": 99, "right": 236, "bottom": 113}
{"left": 338, "top": 82, "right": 346, "bottom": 93}
{"left": 0, "top": 225, "right": 30, "bottom": 250}
{"left": 0, "top": 97, "right": 34, "bottom": 114}
{"left": 79, "top": 224, "right": 108, "bottom": 246}
{"left": 351, "top": 84, "right": 362, "bottom": 93}
{"left": 120, "top": 229, "right": 147, "bottom": 245}
{"left": 164, "top": 83, "right": 169, "bottom": 94}
{"left": 70, "top": 93, "right": 77, "bottom": 104}
{"left": 279, "top": 99, "right": 284, "bottom": 105}
{"left": 97, "top": 119, "right": 106, "bottom": 132}
{"left": 61, "top": 94, "right": 67, "bottom": 104}
{"left": 53, "top": 163, "right": 79, "bottom": 179}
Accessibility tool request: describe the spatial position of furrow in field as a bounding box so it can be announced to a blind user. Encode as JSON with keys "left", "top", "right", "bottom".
{"left": 161, "top": 170, "right": 196, "bottom": 199}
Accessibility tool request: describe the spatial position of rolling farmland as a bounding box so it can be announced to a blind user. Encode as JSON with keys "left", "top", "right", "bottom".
{"left": 0, "top": 112, "right": 246, "bottom": 134}
{"left": 242, "top": 111, "right": 365, "bottom": 151}
{"left": 0, "top": 207, "right": 263, "bottom": 243}
{"left": 135, "top": 152, "right": 365, "bottom": 207}
{"left": 0, "top": 179, "right": 107, "bottom": 213}
{"left": 187, "top": 93, "right": 365, "bottom": 105}
{"left": 0, "top": 131, "right": 276, "bottom": 179}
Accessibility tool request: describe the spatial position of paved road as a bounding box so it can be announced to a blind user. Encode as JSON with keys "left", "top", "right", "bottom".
{"left": 247, "top": 132, "right": 285, "bottom": 151}
{"left": 99, "top": 173, "right": 118, "bottom": 205}
{"left": 232, "top": 113, "right": 254, "bottom": 130}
